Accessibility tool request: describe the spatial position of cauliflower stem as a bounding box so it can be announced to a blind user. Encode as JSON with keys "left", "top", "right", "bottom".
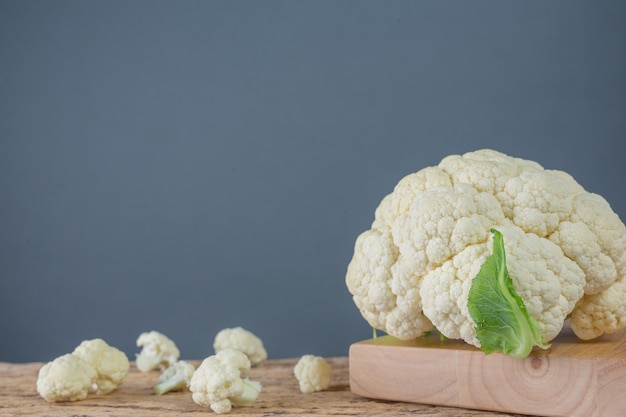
{"left": 153, "top": 361, "right": 196, "bottom": 396}
{"left": 468, "top": 229, "right": 549, "bottom": 358}
{"left": 154, "top": 376, "right": 186, "bottom": 396}
{"left": 230, "top": 379, "right": 262, "bottom": 407}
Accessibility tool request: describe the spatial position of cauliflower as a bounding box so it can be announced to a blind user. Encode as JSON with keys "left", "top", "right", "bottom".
{"left": 36, "top": 354, "right": 98, "bottom": 402}
{"left": 36, "top": 338, "right": 129, "bottom": 402}
{"left": 72, "top": 338, "right": 130, "bottom": 394}
{"left": 293, "top": 355, "right": 332, "bottom": 394}
{"left": 189, "top": 348, "right": 262, "bottom": 414}
{"left": 135, "top": 331, "right": 180, "bottom": 372}
{"left": 346, "top": 149, "right": 626, "bottom": 357}
{"left": 153, "top": 360, "right": 196, "bottom": 395}
{"left": 213, "top": 327, "right": 267, "bottom": 366}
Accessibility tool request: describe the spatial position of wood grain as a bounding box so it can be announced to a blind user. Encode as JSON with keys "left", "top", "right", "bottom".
{"left": 349, "top": 327, "right": 626, "bottom": 417}
{"left": 0, "top": 357, "right": 531, "bottom": 416}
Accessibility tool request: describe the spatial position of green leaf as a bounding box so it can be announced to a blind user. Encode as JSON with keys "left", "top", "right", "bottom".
{"left": 467, "top": 229, "right": 549, "bottom": 358}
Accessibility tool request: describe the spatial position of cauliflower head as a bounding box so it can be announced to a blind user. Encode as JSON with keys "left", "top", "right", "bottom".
{"left": 189, "top": 348, "right": 262, "bottom": 414}
{"left": 346, "top": 149, "right": 626, "bottom": 349}
{"left": 36, "top": 354, "right": 98, "bottom": 402}
{"left": 293, "top": 355, "right": 332, "bottom": 394}
{"left": 213, "top": 327, "right": 267, "bottom": 366}
{"left": 135, "top": 330, "right": 180, "bottom": 372}
{"left": 72, "top": 338, "right": 130, "bottom": 394}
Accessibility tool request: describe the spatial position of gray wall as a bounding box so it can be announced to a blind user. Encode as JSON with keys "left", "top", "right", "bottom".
{"left": 1, "top": 1, "right": 625, "bottom": 362}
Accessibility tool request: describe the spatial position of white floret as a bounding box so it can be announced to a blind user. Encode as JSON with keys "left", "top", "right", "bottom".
{"left": 569, "top": 277, "right": 626, "bottom": 340}
{"left": 72, "top": 338, "right": 130, "bottom": 394}
{"left": 420, "top": 244, "right": 488, "bottom": 347}
{"left": 293, "top": 355, "right": 332, "bottom": 394}
{"left": 213, "top": 327, "right": 267, "bottom": 366}
{"left": 189, "top": 348, "right": 262, "bottom": 414}
{"left": 346, "top": 228, "right": 434, "bottom": 340}
{"left": 418, "top": 222, "right": 583, "bottom": 347}
{"left": 153, "top": 360, "right": 196, "bottom": 395}
{"left": 392, "top": 183, "right": 505, "bottom": 275}
{"left": 36, "top": 354, "right": 98, "bottom": 402}
{"left": 135, "top": 331, "right": 180, "bottom": 372}
{"left": 372, "top": 166, "right": 453, "bottom": 230}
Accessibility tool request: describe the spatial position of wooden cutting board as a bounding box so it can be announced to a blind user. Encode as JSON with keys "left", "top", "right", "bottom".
{"left": 348, "top": 326, "right": 626, "bottom": 417}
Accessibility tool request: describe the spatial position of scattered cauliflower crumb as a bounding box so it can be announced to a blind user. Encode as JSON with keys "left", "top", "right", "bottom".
{"left": 213, "top": 326, "right": 267, "bottom": 366}
{"left": 36, "top": 353, "right": 98, "bottom": 402}
{"left": 135, "top": 331, "right": 180, "bottom": 372}
{"left": 293, "top": 355, "right": 332, "bottom": 394}
{"left": 189, "top": 348, "right": 262, "bottom": 414}
{"left": 72, "top": 338, "right": 130, "bottom": 395}
{"left": 153, "top": 360, "right": 196, "bottom": 395}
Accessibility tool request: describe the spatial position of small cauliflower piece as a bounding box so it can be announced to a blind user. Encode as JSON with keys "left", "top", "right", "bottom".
{"left": 293, "top": 355, "right": 332, "bottom": 394}
{"left": 36, "top": 353, "right": 98, "bottom": 402}
{"left": 153, "top": 360, "right": 196, "bottom": 395}
{"left": 189, "top": 348, "right": 262, "bottom": 414}
{"left": 135, "top": 331, "right": 180, "bottom": 372}
{"left": 213, "top": 327, "right": 267, "bottom": 366}
{"left": 72, "top": 338, "right": 130, "bottom": 395}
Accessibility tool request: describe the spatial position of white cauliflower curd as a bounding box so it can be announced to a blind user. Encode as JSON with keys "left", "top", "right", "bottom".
{"left": 135, "top": 330, "right": 180, "bottom": 372}
{"left": 36, "top": 354, "right": 98, "bottom": 402}
{"left": 72, "top": 338, "right": 130, "bottom": 395}
{"left": 189, "top": 348, "right": 262, "bottom": 414}
{"left": 293, "top": 355, "right": 332, "bottom": 394}
{"left": 36, "top": 338, "right": 129, "bottom": 402}
{"left": 346, "top": 149, "right": 626, "bottom": 357}
{"left": 213, "top": 327, "right": 267, "bottom": 366}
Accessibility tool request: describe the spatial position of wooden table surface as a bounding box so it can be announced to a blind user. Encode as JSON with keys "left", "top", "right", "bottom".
{"left": 0, "top": 357, "right": 536, "bottom": 417}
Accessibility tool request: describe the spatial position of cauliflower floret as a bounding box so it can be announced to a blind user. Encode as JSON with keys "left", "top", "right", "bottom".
{"left": 552, "top": 192, "right": 626, "bottom": 340}
{"left": 420, "top": 224, "right": 586, "bottom": 348}
{"left": 189, "top": 348, "right": 262, "bottom": 414}
{"left": 213, "top": 327, "right": 267, "bottom": 366}
{"left": 72, "top": 338, "right": 130, "bottom": 394}
{"left": 153, "top": 360, "right": 196, "bottom": 395}
{"left": 346, "top": 229, "right": 433, "bottom": 340}
{"left": 293, "top": 355, "right": 332, "bottom": 394}
{"left": 135, "top": 331, "right": 180, "bottom": 372}
{"left": 569, "top": 277, "right": 626, "bottom": 340}
{"left": 372, "top": 166, "right": 453, "bottom": 230}
{"left": 392, "top": 183, "right": 505, "bottom": 275}
{"left": 36, "top": 354, "right": 98, "bottom": 402}
{"left": 346, "top": 149, "right": 626, "bottom": 352}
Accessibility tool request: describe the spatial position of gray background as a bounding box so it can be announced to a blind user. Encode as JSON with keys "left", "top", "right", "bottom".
{"left": 1, "top": 0, "right": 625, "bottom": 363}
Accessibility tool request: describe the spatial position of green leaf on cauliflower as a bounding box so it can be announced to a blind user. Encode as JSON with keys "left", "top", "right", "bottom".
{"left": 468, "top": 228, "right": 549, "bottom": 359}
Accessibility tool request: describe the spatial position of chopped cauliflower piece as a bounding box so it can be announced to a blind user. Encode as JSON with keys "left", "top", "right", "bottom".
{"left": 153, "top": 360, "right": 196, "bottom": 395}
{"left": 189, "top": 348, "right": 262, "bottom": 414}
{"left": 37, "top": 338, "right": 130, "bottom": 402}
{"left": 135, "top": 331, "right": 180, "bottom": 372}
{"left": 213, "top": 326, "right": 267, "bottom": 366}
{"left": 293, "top": 355, "right": 332, "bottom": 394}
{"left": 72, "top": 338, "right": 130, "bottom": 394}
{"left": 36, "top": 354, "right": 98, "bottom": 402}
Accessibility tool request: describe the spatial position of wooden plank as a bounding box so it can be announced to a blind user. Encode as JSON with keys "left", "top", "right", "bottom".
{"left": 0, "top": 357, "right": 533, "bottom": 416}
{"left": 348, "top": 327, "right": 626, "bottom": 417}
